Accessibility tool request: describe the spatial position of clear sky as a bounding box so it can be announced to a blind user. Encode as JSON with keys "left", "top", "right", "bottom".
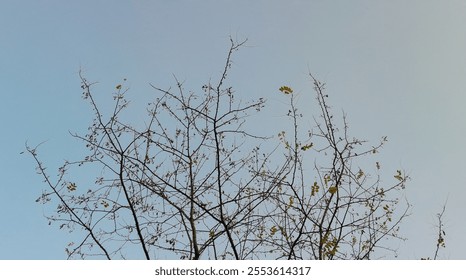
{"left": 2, "top": 0, "right": 466, "bottom": 259}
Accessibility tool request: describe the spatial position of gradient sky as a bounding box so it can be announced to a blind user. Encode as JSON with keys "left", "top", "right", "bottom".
{"left": 2, "top": 1, "right": 466, "bottom": 259}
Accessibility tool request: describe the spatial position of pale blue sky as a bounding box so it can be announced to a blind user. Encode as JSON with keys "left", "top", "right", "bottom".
{"left": 2, "top": 1, "right": 466, "bottom": 259}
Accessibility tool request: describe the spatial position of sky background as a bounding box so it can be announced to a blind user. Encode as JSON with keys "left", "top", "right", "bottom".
{"left": 1, "top": 0, "right": 466, "bottom": 259}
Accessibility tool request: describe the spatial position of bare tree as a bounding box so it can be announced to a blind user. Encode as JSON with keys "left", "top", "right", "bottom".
{"left": 27, "top": 38, "right": 409, "bottom": 259}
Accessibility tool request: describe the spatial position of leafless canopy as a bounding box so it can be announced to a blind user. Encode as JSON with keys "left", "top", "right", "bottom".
{"left": 28, "top": 39, "right": 409, "bottom": 259}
